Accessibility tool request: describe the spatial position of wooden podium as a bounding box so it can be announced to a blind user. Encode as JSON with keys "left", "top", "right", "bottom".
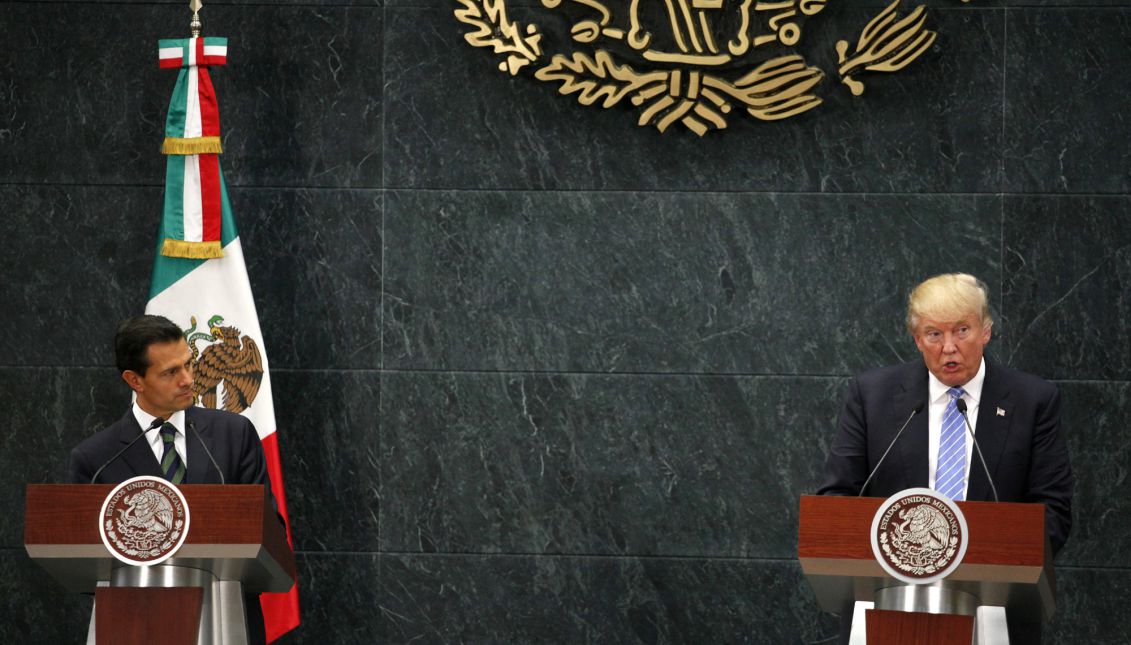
{"left": 24, "top": 484, "right": 296, "bottom": 645}
{"left": 798, "top": 495, "right": 1054, "bottom": 644}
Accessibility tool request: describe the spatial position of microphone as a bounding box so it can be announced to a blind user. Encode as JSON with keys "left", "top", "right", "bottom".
{"left": 188, "top": 419, "right": 225, "bottom": 485}
{"left": 90, "top": 417, "right": 165, "bottom": 484}
{"left": 858, "top": 401, "right": 925, "bottom": 496}
{"left": 955, "top": 398, "right": 999, "bottom": 503}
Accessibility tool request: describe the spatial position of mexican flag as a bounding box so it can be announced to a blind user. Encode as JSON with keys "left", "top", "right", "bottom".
{"left": 146, "top": 35, "right": 300, "bottom": 642}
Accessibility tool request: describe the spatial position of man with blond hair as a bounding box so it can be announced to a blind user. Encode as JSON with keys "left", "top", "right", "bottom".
{"left": 819, "top": 274, "right": 1073, "bottom": 642}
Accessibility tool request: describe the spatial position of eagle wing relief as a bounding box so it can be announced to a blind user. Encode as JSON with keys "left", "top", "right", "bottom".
{"left": 193, "top": 324, "right": 264, "bottom": 414}
{"left": 925, "top": 506, "right": 951, "bottom": 550}
{"left": 154, "top": 504, "right": 175, "bottom": 533}
{"left": 218, "top": 334, "right": 264, "bottom": 413}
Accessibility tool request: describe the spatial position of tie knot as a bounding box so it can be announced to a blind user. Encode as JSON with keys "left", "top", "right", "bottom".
{"left": 161, "top": 423, "right": 177, "bottom": 442}
{"left": 948, "top": 387, "right": 965, "bottom": 399}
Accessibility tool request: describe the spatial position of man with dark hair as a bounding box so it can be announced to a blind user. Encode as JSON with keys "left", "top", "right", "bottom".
{"left": 70, "top": 314, "right": 278, "bottom": 645}
{"left": 113, "top": 314, "right": 186, "bottom": 374}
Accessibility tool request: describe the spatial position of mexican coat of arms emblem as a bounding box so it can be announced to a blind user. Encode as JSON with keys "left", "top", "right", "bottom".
{"left": 456, "top": 0, "right": 970, "bottom": 135}
{"left": 99, "top": 476, "right": 191, "bottom": 566}
{"left": 870, "top": 487, "right": 969, "bottom": 585}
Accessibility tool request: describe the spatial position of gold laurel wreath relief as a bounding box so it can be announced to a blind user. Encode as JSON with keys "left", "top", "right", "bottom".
{"left": 454, "top": 0, "right": 953, "bottom": 135}
{"left": 455, "top": 0, "right": 543, "bottom": 74}
{"left": 836, "top": 0, "right": 937, "bottom": 96}
{"left": 534, "top": 52, "right": 823, "bottom": 135}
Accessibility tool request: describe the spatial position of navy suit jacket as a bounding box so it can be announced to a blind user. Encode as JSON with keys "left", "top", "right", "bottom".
{"left": 69, "top": 405, "right": 281, "bottom": 645}
{"left": 818, "top": 359, "right": 1073, "bottom": 556}
{"left": 70, "top": 406, "right": 273, "bottom": 490}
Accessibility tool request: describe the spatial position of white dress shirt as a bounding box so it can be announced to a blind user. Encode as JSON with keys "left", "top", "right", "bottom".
{"left": 131, "top": 403, "right": 188, "bottom": 468}
{"left": 925, "top": 358, "right": 984, "bottom": 498}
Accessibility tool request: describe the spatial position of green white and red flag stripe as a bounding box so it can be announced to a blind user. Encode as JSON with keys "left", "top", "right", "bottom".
{"left": 159, "top": 37, "right": 228, "bottom": 69}
{"left": 158, "top": 37, "right": 225, "bottom": 142}
{"left": 159, "top": 36, "right": 226, "bottom": 259}
{"left": 161, "top": 151, "right": 224, "bottom": 256}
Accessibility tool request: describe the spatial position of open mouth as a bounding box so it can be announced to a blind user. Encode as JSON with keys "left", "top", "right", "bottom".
{"left": 944, "top": 361, "right": 959, "bottom": 370}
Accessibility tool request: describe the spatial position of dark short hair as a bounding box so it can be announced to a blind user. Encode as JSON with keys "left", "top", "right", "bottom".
{"left": 115, "top": 315, "right": 185, "bottom": 375}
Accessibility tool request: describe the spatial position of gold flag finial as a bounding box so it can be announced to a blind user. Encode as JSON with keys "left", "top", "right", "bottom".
{"left": 189, "top": 0, "right": 203, "bottom": 37}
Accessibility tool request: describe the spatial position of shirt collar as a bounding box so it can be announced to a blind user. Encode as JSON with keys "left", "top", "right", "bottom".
{"left": 927, "top": 357, "right": 986, "bottom": 404}
{"left": 131, "top": 403, "right": 186, "bottom": 435}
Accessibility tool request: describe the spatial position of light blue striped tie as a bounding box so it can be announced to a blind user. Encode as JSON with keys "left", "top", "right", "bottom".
{"left": 935, "top": 387, "right": 967, "bottom": 501}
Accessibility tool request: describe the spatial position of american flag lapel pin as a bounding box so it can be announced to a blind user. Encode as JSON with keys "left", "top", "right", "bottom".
{"left": 996, "top": 407, "right": 1006, "bottom": 417}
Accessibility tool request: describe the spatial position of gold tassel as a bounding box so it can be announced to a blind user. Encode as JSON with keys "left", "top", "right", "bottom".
{"left": 161, "top": 136, "right": 223, "bottom": 155}
{"left": 162, "top": 239, "right": 224, "bottom": 259}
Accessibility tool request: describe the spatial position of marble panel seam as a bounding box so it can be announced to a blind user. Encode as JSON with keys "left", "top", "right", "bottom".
{"left": 368, "top": 367, "right": 856, "bottom": 378}
{"left": 296, "top": 550, "right": 802, "bottom": 563}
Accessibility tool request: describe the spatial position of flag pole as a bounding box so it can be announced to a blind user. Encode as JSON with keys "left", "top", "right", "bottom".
{"left": 149, "top": 3, "right": 302, "bottom": 639}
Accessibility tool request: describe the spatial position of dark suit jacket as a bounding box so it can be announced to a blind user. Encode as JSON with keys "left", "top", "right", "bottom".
{"left": 818, "top": 359, "right": 1073, "bottom": 553}
{"left": 817, "top": 359, "right": 1073, "bottom": 642}
{"left": 69, "top": 406, "right": 280, "bottom": 645}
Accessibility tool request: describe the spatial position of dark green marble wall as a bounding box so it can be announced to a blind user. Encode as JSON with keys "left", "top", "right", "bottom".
{"left": 1, "top": 1, "right": 1128, "bottom": 642}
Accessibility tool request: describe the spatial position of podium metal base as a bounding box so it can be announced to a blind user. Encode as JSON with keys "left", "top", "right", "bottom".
{"left": 874, "top": 580, "right": 979, "bottom": 615}
{"left": 86, "top": 564, "right": 249, "bottom": 645}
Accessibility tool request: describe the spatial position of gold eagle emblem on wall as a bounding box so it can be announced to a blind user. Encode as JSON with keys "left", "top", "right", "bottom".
{"left": 456, "top": 0, "right": 956, "bottom": 135}
{"left": 184, "top": 315, "right": 263, "bottom": 414}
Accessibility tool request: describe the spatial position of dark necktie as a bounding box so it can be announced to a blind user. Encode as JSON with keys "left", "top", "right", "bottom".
{"left": 160, "top": 422, "right": 186, "bottom": 485}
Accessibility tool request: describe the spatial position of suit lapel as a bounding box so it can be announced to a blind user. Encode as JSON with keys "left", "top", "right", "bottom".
{"left": 185, "top": 409, "right": 213, "bottom": 484}
{"left": 967, "top": 361, "right": 1012, "bottom": 501}
{"left": 895, "top": 365, "right": 930, "bottom": 491}
{"left": 116, "top": 411, "right": 164, "bottom": 478}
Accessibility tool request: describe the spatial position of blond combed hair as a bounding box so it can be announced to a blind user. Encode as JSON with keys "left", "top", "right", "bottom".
{"left": 906, "top": 273, "right": 994, "bottom": 332}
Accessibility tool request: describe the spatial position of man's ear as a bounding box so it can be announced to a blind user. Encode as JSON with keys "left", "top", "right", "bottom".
{"left": 121, "top": 370, "right": 144, "bottom": 393}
